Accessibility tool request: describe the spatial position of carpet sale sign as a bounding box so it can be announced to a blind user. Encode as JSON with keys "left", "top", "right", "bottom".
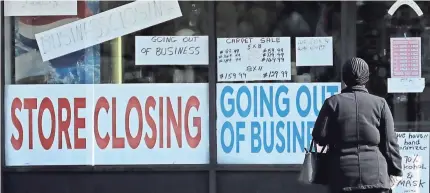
{"left": 5, "top": 84, "right": 209, "bottom": 166}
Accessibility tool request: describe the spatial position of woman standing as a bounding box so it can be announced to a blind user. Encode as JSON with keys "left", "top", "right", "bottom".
{"left": 312, "top": 57, "right": 403, "bottom": 193}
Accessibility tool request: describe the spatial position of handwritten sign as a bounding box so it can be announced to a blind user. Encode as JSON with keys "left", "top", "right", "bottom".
{"left": 390, "top": 37, "right": 421, "bottom": 78}
{"left": 135, "top": 36, "right": 208, "bottom": 65}
{"left": 295, "top": 37, "right": 333, "bottom": 67}
{"left": 35, "top": 0, "right": 182, "bottom": 62}
{"left": 5, "top": 0, "right": 77, "bottom": 16}
{"left": 387, "top": 78, "right": 425, "bottom": 93}
{"left": 217, "top": 37, "right": 291, "bottom": 81}
{"left": 394, "top": 132, "right": 429, "bottom": 193}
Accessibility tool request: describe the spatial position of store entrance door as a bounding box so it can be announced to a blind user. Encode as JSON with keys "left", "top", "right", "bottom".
{"left": 356, "top": 1, "right": 430, "bottom": 132}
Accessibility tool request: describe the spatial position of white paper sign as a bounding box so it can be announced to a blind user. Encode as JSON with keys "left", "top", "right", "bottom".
{"left": 217, "top": 37, "right": 291, "bottom": 82}
{"left": 295, "top": 37, "right": 333, "bottom": 66}
{"left": 394, "top": 132, "right": 429, "bottom": 193}
{"left": 5, "top": 1, "right": 77, "bottom": 16}
{"left": 390, "top": 37, "right": 421, "bottom": 78}
{"left": 135, "top": 36, "right": 208, "bottom": 65}
{"left": 387, "top": 78, "right": 425, "bottom": 93}
{"left": 35, "top": 0, "right": 182, "bottom": 62}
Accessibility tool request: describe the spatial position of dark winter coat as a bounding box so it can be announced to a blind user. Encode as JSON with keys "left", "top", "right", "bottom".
{"left": 312, "top": 85, "right": 403, "bottom": 192}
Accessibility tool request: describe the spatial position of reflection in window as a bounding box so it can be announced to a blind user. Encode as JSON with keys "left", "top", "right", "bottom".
{"left": 215, "top": 1, "right": 341, "bottom": 83}
{"left": 13, "top": 1, "right": 100, "bottom": 84}
{"left": 357, "top": 1, "right": 430, "bottom": 132}
{"left": 7, "top": 1, "right": 209, "bottom": 85}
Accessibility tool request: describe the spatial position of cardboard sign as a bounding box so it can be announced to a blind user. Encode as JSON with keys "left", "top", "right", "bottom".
{"left": 35, "top": 0, "right": 182, "bottom": 62}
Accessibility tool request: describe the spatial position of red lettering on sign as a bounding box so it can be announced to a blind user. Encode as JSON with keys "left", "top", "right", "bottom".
{"left": 38, "top": 98, "right": 55, "bottom": 150}
{"left": 111, "top": 97, "right": 125, "bottom": 149}
{"left": 24, "top": 98, "right": 37, "bottom": 149}
{"left": 58, "top": 98, "right": 71, "bottom": 149}
{"left": 125, "top": 97, "right": 143, "bottom": 149}
{"left": 94, "top": 97, "right": 110, "bottom": 149}
{"left": 185, "top": 96, "right": 201, "bottom": 148}
{"left": 74, "top": 98, "right": 86, "bottom": 149}
{"left": 145, "top": 96, "right": 157, "bottom": 149}
{"left": 167, "top": 97, "right": 182, "bottom": 148}
{"left": 11, "top": 98, "right": 24, "bottom": 150}
{"left": 11, "top": 95, "right": 202, "bottom": 150}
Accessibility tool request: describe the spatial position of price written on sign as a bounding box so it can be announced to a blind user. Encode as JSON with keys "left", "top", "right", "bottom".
{"left": 295, "top": 37, "right": 333, "bottom": 67}
{"left": 394, "top": 132, "right": 429, "bottom": 193}
{"left": 217, "top": 37, "right": 291, "bottom": 82}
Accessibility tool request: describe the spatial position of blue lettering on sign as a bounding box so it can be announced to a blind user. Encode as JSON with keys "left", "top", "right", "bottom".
{"left": 219, "top": 84, "right": 339, "bottom": 154}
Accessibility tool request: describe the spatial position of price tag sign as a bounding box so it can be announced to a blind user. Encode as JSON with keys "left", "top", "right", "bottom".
{"left": 217, "top": 37, "right": 291, "bottom": 82}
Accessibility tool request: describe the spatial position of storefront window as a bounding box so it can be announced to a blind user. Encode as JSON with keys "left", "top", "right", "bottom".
{"left": 356, "top": 1, "right": 430, "bottom": 132}
{"left": 215, "top": 1, "right": 342, "bottom": 164}
{"left": 215, "top": 1, "right": 341, "bottom": 83}
{"left": 3, "top": 1, "right": 210, "bottom": 166}
{"left": 4, "top": 1, "right": 209, "bottom": 85}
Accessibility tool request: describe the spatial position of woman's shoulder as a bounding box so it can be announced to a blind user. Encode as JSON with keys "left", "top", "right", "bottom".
{"left": 333, "top": 92, "right": 386, "bottom": 106}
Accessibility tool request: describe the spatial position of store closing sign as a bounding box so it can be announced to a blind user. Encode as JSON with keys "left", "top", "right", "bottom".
{"left": 216, "top": 83, "right": 341, "bottom": 164}
{"left": 5, "top": 84, "right": 209, "bottom": 166}
{"left": 35, "top": 0, "right": 182, "bottom": 62}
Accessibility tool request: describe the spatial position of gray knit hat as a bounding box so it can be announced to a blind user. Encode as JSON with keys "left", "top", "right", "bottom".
{"left": 342, "top": 57, "right": 370, "bottom": 86}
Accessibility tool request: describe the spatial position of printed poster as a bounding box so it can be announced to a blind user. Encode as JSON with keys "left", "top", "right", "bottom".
{"left": 14, "top": 1, "right": 100, "bottom": 84}
{"left": 295, "top": 37, "right": 333, "bottom": 66}
{"left": 135, "top": 36, "right": 209, "bottom": 65}
{"left": 217, "top": 37, "right": 291, "bottom": 82}
{"left": 5, "top": 84, "right": 209, "bottom": 166}
{"left": 390, "top": 37, "right": 421, "bottom": 78}
{"left": 394, "top": 132, "right": 429, "bottom": 193}
{"left": 216, "top": 83, "right": 341, "bottom": 164}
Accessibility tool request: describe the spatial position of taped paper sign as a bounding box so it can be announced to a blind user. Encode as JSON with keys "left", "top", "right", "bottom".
{"left": 217, "top": 37, "right": 292, "bottom": 81}
{"left": 5, "top": 1, "right": 77, "bottom": 16}
{"left": 135, "top": 36, "right": 209, "bottom": 65}
{"left": 295, "top": 37, "right": 333, "bottom": 66}
{"left": 394, "top": 132, "right": 429, "bottom": 193}
{"left": 390, "top": 37, "right": 421, "bottom": 78}
{"left": 387, "top": 78, "right": 425, "bottom": 93}
{"left": 35, "top": 0, "right": 182, "bottom": 62}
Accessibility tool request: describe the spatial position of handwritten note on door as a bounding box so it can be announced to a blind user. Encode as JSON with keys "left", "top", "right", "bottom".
{"left": 217, "top": 37, "right": 291, "bottom": 81}
{"left": 5, "top": 1, "right": 77, "bottom": 16}
{"left": 394, "top": 132, "right": 429, "bottom": 193}
{"left": 295, "top": 37, "right": 333, "bottom": 66}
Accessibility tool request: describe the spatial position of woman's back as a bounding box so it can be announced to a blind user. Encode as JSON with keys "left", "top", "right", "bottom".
{"left": 312, "top": 57, "right": 402, "bottom": 193}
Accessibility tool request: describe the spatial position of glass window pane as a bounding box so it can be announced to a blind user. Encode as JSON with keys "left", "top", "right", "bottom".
{"left": 4, "top": 1, "right": 209, "bottom": 85}
{"left": 215, "top": 1, "right": 341, "bottom": 83}
{"left": 357, "top": 1, "right": 430, "bottom": 132}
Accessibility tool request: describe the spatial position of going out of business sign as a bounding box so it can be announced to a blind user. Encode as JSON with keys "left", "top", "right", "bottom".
{"left": 216, "top": 83, "right": 341, "bottom": 164}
